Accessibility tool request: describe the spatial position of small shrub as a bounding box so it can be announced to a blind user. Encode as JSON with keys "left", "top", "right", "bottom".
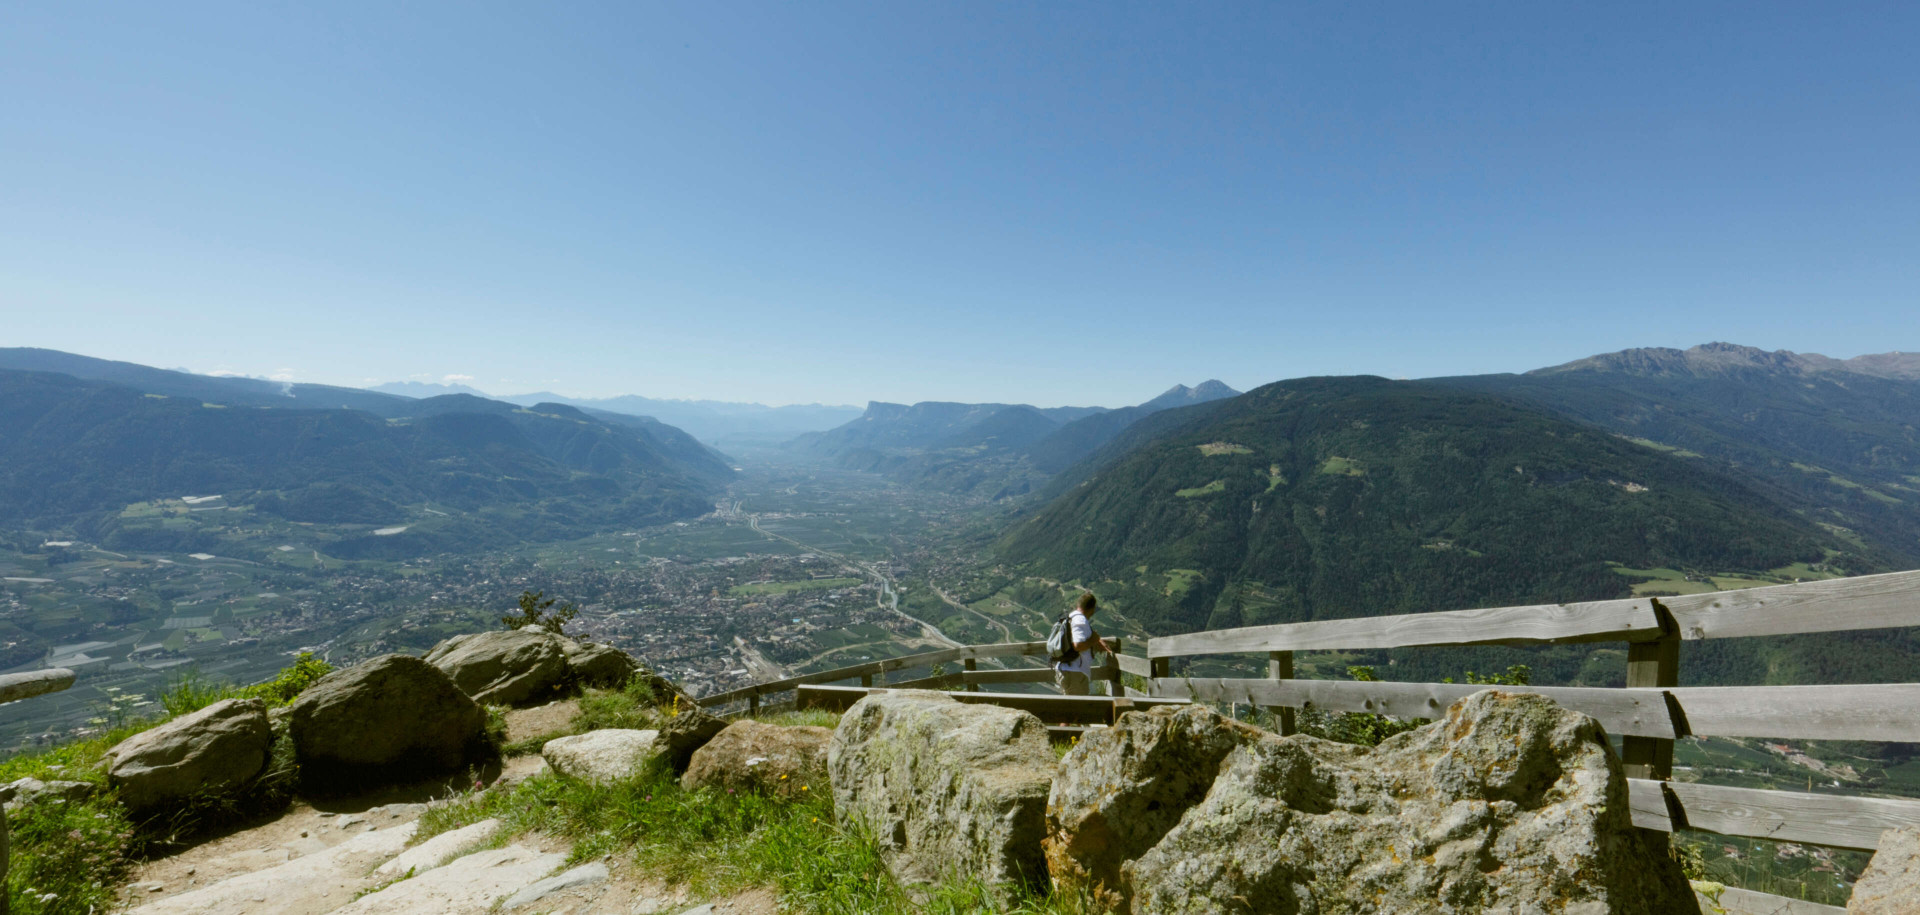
{"left": 573, "top": 679, "right": 666, "bottom": 733}
{"left": 500, "top": 589, "right": 578, "bottom": 636}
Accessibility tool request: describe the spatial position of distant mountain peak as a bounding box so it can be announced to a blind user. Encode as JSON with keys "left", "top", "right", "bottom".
{"left": 1532, "top": 343, "right": 1920, "bottom": 381}
{"left": 1144, "top": 380, "right": 1240, "bottom": 410}
{"left": 368, "top": 380, "right": 491, "bottom": 398}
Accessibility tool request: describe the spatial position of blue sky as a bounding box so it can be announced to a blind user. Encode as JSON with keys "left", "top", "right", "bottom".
{"left": 3, "top": 2, "right": 1916, "bottom": 407}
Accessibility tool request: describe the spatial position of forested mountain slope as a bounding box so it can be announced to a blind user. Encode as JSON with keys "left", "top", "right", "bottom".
{"left": 1002, "top": 376, "right": 1870, "bottom": 638}
{"left": 1435, "top": 342, "right": 1920, "bottom": 565}
{"left": 0, "top": 368, "right": 731, "bottom": 555}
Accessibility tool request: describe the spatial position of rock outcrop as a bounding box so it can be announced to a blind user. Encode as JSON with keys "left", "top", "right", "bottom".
{"left": 542, "top": 729, "right": 660, "bottom": 784}
{"left": 682, "top": 719, "right": 830, "bottom": 798}
{"left": 560, "top": 639, "right": 638, "bottom": 688}
{"left": 289, "top": 654, "right": 488, "bottom": 790}
{"left": 425, "top": 630, "right": 571, "bottom": 706}
{"left": 657, "top": 705, "right": 729, "bottom": 773}
{"left": 1055, "top": 690, "right": 1702, "bottom": 915}
{"left": 1045, "top": 704, "right": 1269, "bottom": 913}
{"left": 1, "top": 776, "right": 99, "bottom": 812}
{"left": 103, "top": 697, "right": 272, "bottom": 813}
{"left": 1851, "top": 826, "right": 1920, "bottom": 914}
{"left": 828, "top": 690, "right": 1055, "bottom": 893}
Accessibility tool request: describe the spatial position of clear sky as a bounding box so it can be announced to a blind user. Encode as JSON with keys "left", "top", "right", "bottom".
{"left": 3, "top": 3, "right": 1916, "bottom": 407}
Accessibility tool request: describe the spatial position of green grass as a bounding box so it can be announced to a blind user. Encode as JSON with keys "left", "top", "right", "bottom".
{"left": 1173, "top": 480, "right": 1225, "bottom": 498}
{"left": 1619, "top": 436, "right": 1703, "bottom": 459}
{"left": 414, "top": 761, "right": 1094, "bottom": 915}
{"left": 729, "top": 577, "right": 865, "bottom": 598}
{"left": 1264, "top": 464, "right": 1287, "bottom": 492}
{"left": 1163, "top": 568, "right": 1205, "bottom": 601}
{"left": 1317, "top": 456, "right": 1364, "bottom": 476}
{"left": 1196, "top": 442, "right": 1251, "bottom": 456}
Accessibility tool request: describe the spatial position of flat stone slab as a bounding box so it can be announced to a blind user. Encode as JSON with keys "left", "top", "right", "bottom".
{"left": 543, "top": 729, "right": 659, "bottom": 784}
{"left": 502, "top": 860, "right": 610, "bottom": 909}
{"left": 333, "top": 844, "right": 569, "bottom": 914}
{"left": 128, "top": 823, "right": 418, "bottom": 915}
{"left": 375, "top": 818, "right": 501, "bottom": 878}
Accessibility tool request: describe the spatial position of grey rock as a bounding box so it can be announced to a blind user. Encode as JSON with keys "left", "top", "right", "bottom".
{"left": 104, "top": 698, "right": 271, "bottom": 813}
{"left": 0, "top": 776, "right": 99, "bottom": 812}
{"left": 424, "top": 629, "right": 570, "bottom": 706}
{"left": 828, "top": 690, "right": 1055, "bottom": 894}
{"left": 289, "top": 654, "right": 487, "bottom": 789}
{"left": 1046, "top": 704, "right": 1270, "bottom": 914}
{"left": 1851, "top": 826, "right": 1920, "bottom": 914}
{"left": 502, "top": 860, "right": 610, "bottom": 909}
{"left": 561, "top": 638, "right": 639, "bottom": 688}
{"left": 657, "top": 705, "right": 729, "bottom": 773}
{"left": 542, "top": 729, "right": 660, "bottom": 783}
{"left": 1116, "top": 690, "right": 1699, "bottom": 915}
{"left": 683, "top": 719, "right": 830, "bottom": 798}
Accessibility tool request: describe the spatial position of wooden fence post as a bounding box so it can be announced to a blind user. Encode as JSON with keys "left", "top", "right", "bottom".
{"left": 748, "top": 692, "right": 759, "bottom": 716}
{"left": 1622, "top": 602, "right": 1679, "bottom": 781}
{"left": 860, "top": 673, "right": 873, "bottom": 688}
{"left": 1268, "top": 650, "right": 1297, "bottom": 736}
{"left": 964, "top": 657, "right": 979, "bottom": 692}
{"left": 1149, "top": 656, "right": 1169, "bottom": 696}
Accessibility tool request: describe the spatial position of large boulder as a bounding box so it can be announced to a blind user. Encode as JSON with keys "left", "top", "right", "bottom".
{"left": 683, "top": 720, "right": 830, "bottom": 798}
{"left": 425, "top": 630, "right": 570, "bottom": 706}
{"left": 104, "top": 698, "right": 271, "bottom": 813}
{"left": 1102, "top": 690, "right": 1698, "bottom": 915}
{"left": 559, "top": 639, "right": 638, "bottom": 688}
{"left": 1046, "top": 704, "right": 1270, "bottom": 913}
{"left": 657, "top": 705, "right": 729, "bottom": 773}
{"left": 290, "top": 654, "right": 488, "bottom": 790}
{"left": 542, "top": 729, "right": 660, "bottom": 784}
{"left": 1851, "top": 826, "right": 1920, "bottom": 914}
{"left": 828, "top": 690, "right": 1055, "bottom": 893}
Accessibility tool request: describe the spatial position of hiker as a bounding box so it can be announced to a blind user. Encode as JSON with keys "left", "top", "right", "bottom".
{"left": 1053, "top": 592, "right": 1114, "bottom": 696}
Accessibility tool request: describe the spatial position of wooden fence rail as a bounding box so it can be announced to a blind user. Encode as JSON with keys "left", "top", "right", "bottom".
{"left": 699, "top": 638, "right": 1125, "bottom": 709}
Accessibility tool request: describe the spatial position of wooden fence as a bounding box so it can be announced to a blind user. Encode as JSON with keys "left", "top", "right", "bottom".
{"left": 696, "top": 570, "right": 1920, "bottom": 912}
{"left": 697, "top": 638, "right": 1127, "bottom": 713}
{"left": 1136, "top": 568, "right": 1920, "bottom": 915}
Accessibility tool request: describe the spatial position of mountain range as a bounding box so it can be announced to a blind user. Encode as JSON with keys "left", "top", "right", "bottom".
{"left": 366, "top": 380, "right": 863, "bottom": 448}
{"left": 0, "top": 352, "right": 735, "bottom": 558}
{"left": 793, "top": 382, "right": 1242, "bottom": 497}
{"left": 995, "top": 342, "right": 1920, "bottom": 686}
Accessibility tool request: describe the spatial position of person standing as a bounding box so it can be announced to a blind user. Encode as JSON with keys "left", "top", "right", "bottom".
{"left": 1054, "top": 592, "right": 1114, "bottom": 696}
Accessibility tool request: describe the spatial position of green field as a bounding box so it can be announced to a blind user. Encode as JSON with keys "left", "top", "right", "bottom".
{"left": 1317, "top": 456, "right": 1364, "bottom": 476}
{"left": 1175, "top": 480, "right": 1225, "bottom": 498}
{"left": 1197, "top": 442, "right": 1252, "bottom": 456}
{"left": 728, "top": 576, "right": 864, "bottom": 597}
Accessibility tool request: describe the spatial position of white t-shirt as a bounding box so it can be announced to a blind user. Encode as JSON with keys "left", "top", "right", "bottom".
{"left": 1055, "top": 609, "right": 1095, "bottom": 674}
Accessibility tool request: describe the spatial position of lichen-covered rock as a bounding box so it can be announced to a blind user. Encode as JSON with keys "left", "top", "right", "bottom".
{"left": 561, "top": 639, "right": 638, "bottom": 688}
{"left": 290, "top": 654, "right": 487, "bottom": 790}
{"left": 542, "top": 729, "right": 659, "bottom": 784}
{"left": 0, "top": 776, "right": 100, "bottom": 813}
{"left": 1118, "top": 690, "right": 1699, "bottom": 915}
{"left": 1046, "top": 704, "right": 1270, "bottom": 914}
{"left": 104, "top": 698, "right": 271, "bottom": 813}
{"left": 424, "top": 630, "right": 570, "bottom": 706}
{"left": 829, "top": 690, "right": 1055, "bottom": 893}
{"left": 682, "top": 719, "right": 830, "bottom": 798}
{"left": 1851, "top": 826, "right": 1920, "bottom": 914}
{"left": 657, "top": 704, "right": 729, "bottom": 773}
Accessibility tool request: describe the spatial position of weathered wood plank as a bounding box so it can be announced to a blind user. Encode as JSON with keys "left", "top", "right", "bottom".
{"left": 1630, "top": 778, "right": 1920, "bottom": 851}
{"left": 1704, "top": 887, "right": 1844, "bottom": 915}
{"left": 1116, "top": 654, "right": 1152, "bottom": 677}
{"left": 1669, "top": 683, "right": 1920, "bottom": 743}
{"left": 1148, "top": 598, "right": 1664, "bottom": 658}
{"left": 699, "top": 645, "right": 967, "bottom": 706}
{"left": 1153, "top": 678, "right": 1678, "bottom": 738}
{"left": 0, "top": 668, "right": 75, "bottom": 705}
{"left": 1663, "top": 569, "right": 1920, "bottom": 641}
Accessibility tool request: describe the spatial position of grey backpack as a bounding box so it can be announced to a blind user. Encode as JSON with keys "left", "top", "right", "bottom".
{"left": 1046, "top": 611, "right": 1080, "bottom": 665}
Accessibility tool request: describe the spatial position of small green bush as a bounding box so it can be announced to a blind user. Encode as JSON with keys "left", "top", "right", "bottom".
{"left": 500, "top": 589, "right": 577, "bottom": 636}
